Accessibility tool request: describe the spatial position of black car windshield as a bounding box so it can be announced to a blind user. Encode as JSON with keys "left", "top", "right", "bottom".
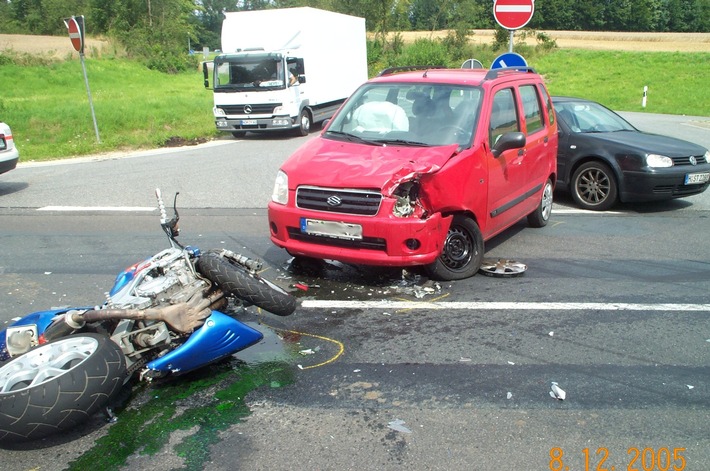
{"left": 556, "top": 101, "right": 636, "bottom": 133}
{"left": 326, "top": 83, "right": 483, "bottom": 147}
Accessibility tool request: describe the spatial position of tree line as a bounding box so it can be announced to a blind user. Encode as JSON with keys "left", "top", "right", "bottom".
{"left": 1, "top": 0, "right": 707, "bottom": 71}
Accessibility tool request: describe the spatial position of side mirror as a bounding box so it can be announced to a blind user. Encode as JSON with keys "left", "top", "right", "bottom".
{"left": 202, "top": 61, "right": 212, "bottom": 89}
{"left": 491, "top": 132, "right": 525, "bottom": 157}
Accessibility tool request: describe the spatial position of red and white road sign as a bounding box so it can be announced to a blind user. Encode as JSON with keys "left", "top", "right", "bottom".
{"left": 67, "top": 17, "right": 83, "bottom": 53}
{"left": 493, "top": 0, "right": 535, "bottom": 30}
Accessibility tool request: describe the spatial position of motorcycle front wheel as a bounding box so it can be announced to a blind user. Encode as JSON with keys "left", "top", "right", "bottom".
{"left": 197, "top": 251, "right": 297, "bottom": 317}
{"left": 0, "top": 333, "right": 127, "bottom": 443}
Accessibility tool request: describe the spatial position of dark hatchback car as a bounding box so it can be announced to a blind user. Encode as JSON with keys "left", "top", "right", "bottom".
{"left": 553, "top": 96, "right": 710, "bottom": 210}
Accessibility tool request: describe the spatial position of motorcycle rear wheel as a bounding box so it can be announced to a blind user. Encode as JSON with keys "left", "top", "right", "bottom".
{"left": 197, "top": 251, "right": 297, "bottom": 317}
{"left": 0, "top": 333, "right": 126, "bottom": 443}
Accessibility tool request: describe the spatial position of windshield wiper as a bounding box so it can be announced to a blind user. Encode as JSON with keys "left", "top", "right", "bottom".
{"left": 325, "top": 130, "right": 380, "bottom": 145}
{"left": 373, "top": 138, "right": 429, "bottom": 147}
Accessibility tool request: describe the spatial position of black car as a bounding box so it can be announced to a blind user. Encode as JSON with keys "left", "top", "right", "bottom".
{"left": 552, "top": 96, "right": 710, "bottom": 210}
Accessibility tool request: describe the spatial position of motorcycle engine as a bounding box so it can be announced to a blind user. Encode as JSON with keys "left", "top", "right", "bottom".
{"left": 108, "top": 247, "right": 204, "bottom": 310}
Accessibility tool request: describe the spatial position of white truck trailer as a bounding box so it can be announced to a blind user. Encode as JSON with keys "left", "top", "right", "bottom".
{"left": 203, "top": 7, "right": 368, "bottom": 137}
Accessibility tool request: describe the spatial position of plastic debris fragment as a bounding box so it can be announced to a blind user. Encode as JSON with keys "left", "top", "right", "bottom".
{"left": 550, "top": 382, "right": 566, "bottom": 400}
{"left": 388, "top": 419, "right": 412, "bottom": 434}
{"left": 507, "top": 392, "right": 513, "bottom": 399}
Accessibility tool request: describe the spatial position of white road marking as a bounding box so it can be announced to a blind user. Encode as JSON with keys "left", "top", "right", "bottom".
{"left": 37, "top": 206, "right": 156, "bottom": 212}
{"left": 301, "top": 300, "right": 710, "bottom": 311}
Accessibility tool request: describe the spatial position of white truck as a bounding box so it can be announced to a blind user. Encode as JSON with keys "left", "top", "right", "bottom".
{"left": 203, "top": 7, "right": 368, "bottom": 137}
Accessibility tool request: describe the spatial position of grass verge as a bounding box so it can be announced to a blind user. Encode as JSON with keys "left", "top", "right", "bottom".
{"left": 1, "top": 48, "right": 708, "bottom": 162}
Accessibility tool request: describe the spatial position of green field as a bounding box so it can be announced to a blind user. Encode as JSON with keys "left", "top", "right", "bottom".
{"left": 1, "top": 49, "right": 708, "bottom": 162}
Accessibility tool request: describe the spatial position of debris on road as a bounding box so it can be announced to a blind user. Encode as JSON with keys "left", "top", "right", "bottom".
{"left": 387, "top": 419, "right": 412, "bottom": 434}
{"left": 478, "top": 258, "right": 527, "bottom": 277}
{"left": 550, "top": 382, "right": 566, "bottom": 400}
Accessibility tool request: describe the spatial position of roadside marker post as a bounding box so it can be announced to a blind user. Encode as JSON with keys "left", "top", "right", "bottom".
{"left": 642, "top": 86, "right": 648, "bottom": 108}
{"left": 64, "top": 15, "right": 101, "bottom": 144}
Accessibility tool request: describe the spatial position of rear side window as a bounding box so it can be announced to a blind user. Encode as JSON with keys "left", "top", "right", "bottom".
{"left": 489, "top": 88, "right": 520, "bottom": 145}
{"left": 519, "top": 85, "right": 544, "bottom": 134}
{"left": 538, "top": 84, "right": 555, "bottom": 126}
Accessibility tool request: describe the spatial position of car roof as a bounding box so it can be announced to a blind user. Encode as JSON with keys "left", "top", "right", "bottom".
{"left": 371, "top": 67, "right": 543, "bottom": 87}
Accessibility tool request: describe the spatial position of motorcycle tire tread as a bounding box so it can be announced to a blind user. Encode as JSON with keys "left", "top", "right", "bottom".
{"left": 0, "top": 333, "right": 127, "bottom": 443}
{"left": 197, "top": 252, "right": 297, "bottom": 317}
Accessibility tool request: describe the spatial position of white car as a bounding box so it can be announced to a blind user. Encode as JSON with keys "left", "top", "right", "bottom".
{"left": 0, "top": 121, "right": 19, "bottom": 175}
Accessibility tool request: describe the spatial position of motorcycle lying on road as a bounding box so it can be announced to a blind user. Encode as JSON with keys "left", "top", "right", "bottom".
{"left": 0, "top": 189, "right": 297, "bottom": 443}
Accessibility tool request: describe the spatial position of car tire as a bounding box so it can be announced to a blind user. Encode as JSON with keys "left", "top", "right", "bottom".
{"left": 528, "top": 178, "right": 553, "bottom": 227}
{"left": 571, "top": 161, "right": 618, "bottom": 211}
{"left": 425, "top": 215, "right": 484, "bottom": 281}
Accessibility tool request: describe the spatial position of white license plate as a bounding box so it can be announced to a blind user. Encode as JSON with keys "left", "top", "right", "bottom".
{"left": 240, "top": 119, "right": 257, "bottom": 125}
{"left": 301, "top": 218, "right": 362, "bottom": 240}
{"left": 685, "top": 172, "right": 710, "bottom": 185}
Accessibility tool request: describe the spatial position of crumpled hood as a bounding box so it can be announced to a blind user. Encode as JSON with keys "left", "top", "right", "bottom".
{"left": 590, "top": 130, "right": 707, "bottom": 157}
{"left": 281, "top": 137, "right": 459, "bottom": 195}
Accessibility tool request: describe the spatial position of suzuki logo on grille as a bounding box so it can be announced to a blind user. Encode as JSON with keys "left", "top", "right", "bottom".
{"left": 327, "top": 195, "right": 342, "bottom": 206}
{"left": 244, "top": 105, "right": 252, "bottom": 114}
{"left": 689, "top": 156, "right": 697, "bottom": 166}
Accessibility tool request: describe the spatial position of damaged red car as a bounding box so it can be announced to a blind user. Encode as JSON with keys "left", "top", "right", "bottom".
{"left": 268, "top": 66, "right": 558, "bottom": 280}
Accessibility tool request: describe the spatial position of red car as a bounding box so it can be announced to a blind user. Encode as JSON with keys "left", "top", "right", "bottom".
{"left": 268, "top": 67, "right": 558, "bottom": 280}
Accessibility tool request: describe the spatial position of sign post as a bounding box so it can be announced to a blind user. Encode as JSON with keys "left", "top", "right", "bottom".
{"left": 493, "top": 0, "right": 535, "bottom": 52}
{"left": 65, "top": 16, "right": 100, "bottom": 144}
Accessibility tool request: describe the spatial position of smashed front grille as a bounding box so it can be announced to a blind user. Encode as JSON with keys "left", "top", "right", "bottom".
{"left": 296, "top": 186, "right": 382, "bottom": 216}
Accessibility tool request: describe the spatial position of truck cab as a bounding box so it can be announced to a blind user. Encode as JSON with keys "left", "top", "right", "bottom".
{"left": 204, "top": 7, "right": 367, "bottom": 137}
{"left": 206, "top": 51, "right": 311, "bottom": 136}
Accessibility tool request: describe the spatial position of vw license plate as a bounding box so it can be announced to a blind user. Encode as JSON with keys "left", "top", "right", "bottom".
{"left": 301, "top": 218, "right": 362, "bottom": 240}
{"left": 685, "top": 172, "right": 710, "bottom": 185}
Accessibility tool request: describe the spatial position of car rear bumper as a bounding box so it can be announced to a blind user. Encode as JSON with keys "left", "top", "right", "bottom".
{"left": 620, "top": 166, "right": 710, "bottom": 202}
{"left": 0, "top": 150, "right": 19, "bottom": 175}
{"left": 267, "top": 201, "right": 451, "bottom": 267}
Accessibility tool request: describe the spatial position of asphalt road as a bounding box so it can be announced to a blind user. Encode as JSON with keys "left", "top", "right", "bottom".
{"left": 0, "top": 112, "right": 709, "bottom": 471}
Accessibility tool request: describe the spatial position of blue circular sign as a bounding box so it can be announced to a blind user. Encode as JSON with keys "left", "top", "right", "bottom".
{"left": 490, "top": 53, "right": 528, "bottom": 70}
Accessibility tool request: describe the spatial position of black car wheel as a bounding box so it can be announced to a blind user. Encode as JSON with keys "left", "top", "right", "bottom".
{"left": 425, "top": 215, "right": 484, "bottom": 281}
{"left": 571, "top": 161, "right": 618, "bottom": 211}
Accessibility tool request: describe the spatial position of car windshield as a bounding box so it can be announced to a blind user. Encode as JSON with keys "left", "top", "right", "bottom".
{"left": 555, "top": 101, "right": 636, "bottom": 133}
{"left": 326, "top": 83, "right": 483, "bottom": 147}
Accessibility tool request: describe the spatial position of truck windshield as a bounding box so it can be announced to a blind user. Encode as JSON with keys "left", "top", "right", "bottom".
{"left": 214, "top": 57, "right": 285, "bottom": 91}
{"left": 326, "top": 83, "right": 483, "bottom": 147}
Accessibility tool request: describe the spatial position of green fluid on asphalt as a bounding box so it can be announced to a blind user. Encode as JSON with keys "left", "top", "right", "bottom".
{"left": 67, "top": 359, "right": 294, "bottom": 471}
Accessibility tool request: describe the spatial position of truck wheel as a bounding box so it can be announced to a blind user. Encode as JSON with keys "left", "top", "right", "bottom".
{"left": 197, "top": 251, "right": 297, "bottom": 317}
{"left": 0, "top": 334, "right": 127, "bottom": 443}
{"left": 527, "top": 178, "right": 553, "bottom": 227}
{"left": 296, "top": 109, "right": 311, "bottom": 136}
{"left": 425, "top": 215, "right": 484, "bottom": 281}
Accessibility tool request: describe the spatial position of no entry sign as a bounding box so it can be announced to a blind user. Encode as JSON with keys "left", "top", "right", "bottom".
{"left": 67, "top": 16, "right": 84, "bottom": 53}
{"left": 493, "top": 0, "right": 535, "bottom": 30}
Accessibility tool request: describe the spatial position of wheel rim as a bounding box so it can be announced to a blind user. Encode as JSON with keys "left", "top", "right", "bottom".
{"left": 301, "top": 113, "right": 310, "bottom": 133}
{"left": 441, "top": 225, "right": 473, "bottom": 270}
{"left": 541, "top": 181, "right": 553, "bottom": 220}
{"left": 576, "top": 168, "right": 610, "bottom": 205}
{"left": 0, "top": 336, "right": 99, "bottom": 393}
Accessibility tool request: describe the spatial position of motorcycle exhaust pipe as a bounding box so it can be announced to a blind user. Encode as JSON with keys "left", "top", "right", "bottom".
{"left": 41, "top": 309, "right": 87, "bottom": 343}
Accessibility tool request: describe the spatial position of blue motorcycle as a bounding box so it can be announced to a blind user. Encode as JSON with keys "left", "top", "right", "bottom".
{"left": 0, "top": 189, "right": 296, "bottom": 443}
